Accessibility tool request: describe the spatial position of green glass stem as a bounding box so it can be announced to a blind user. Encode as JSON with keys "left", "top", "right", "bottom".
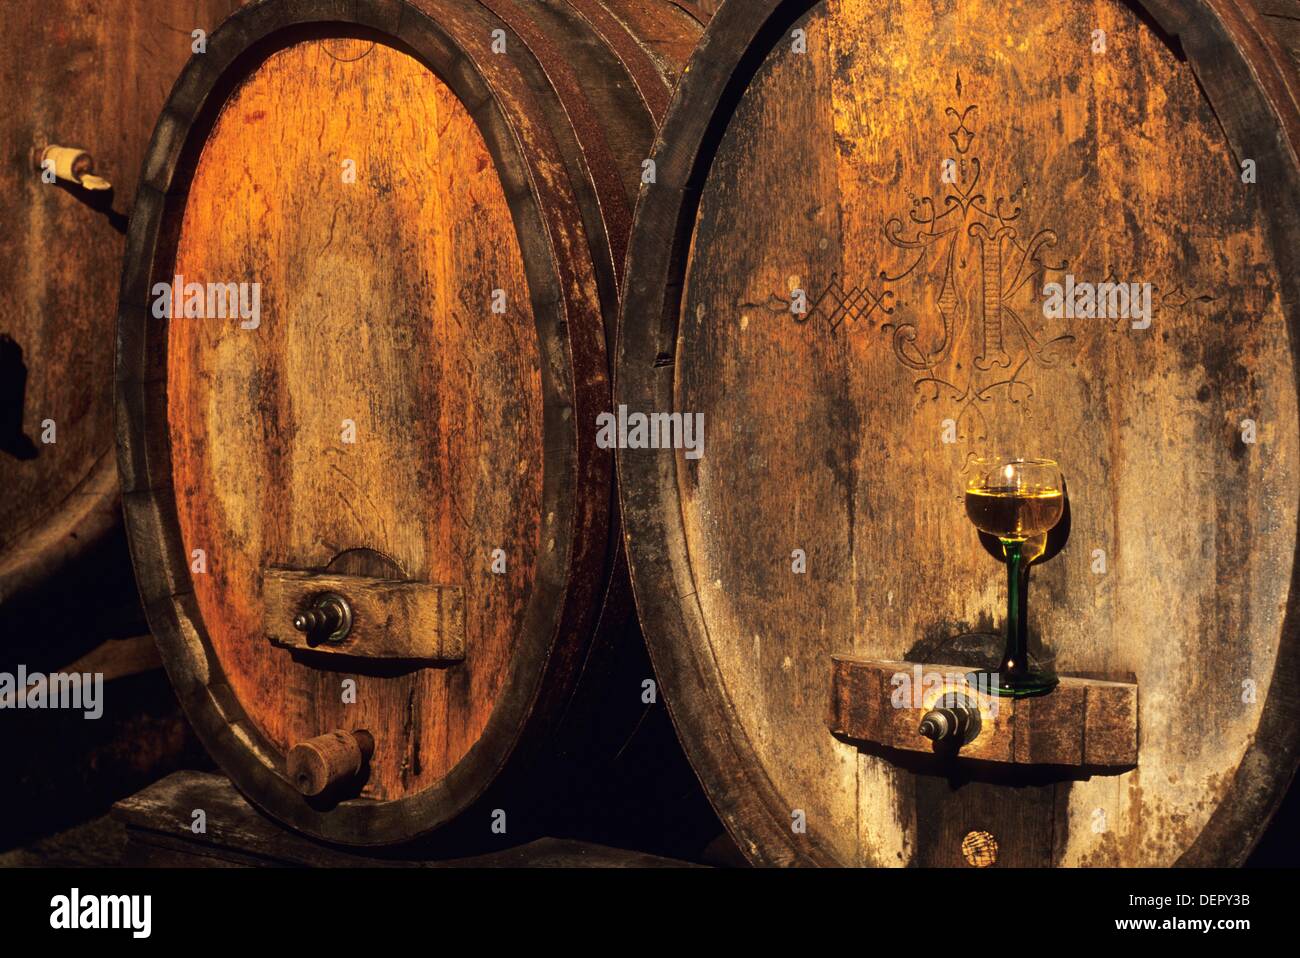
{"left": 999, "top": 538, "right": 1027, "bottom": 678}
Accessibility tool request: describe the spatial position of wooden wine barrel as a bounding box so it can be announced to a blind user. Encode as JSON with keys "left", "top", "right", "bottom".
{"left": 116, "top": 0, "right": 705, "bottom": 846}
{"left": 618, "top": 0, "right": 1300, "bottom": 866}
{"left": 0, "top": 1, "right": 245, "bottom": 609}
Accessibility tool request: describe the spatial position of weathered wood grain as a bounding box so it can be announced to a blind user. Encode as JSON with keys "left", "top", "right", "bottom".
{"left": 167, "top": 35, "right": 538, "bottom": 801}
{"left": 914, "top": 775, "right": 1060, "bottom": 867}
{"left": 0, "top": 0, "right": 244, "bottom": 608}
{"left": 113, "top": 771, "right": 702, "bottom": 867}
{"left": 286, "top": 729, "right": 375, "bottom": 797}
{"left": 263, "top": 569, "right": 465, "bottom": 663}
{"left": 828, "top": 657, "right": 1138, "bottom": 767}
{"left": 62, "top": 634, "right": 162, "bottom": 683}
{"left": 618, "top": 0, "right": 1300, "bottom": 867}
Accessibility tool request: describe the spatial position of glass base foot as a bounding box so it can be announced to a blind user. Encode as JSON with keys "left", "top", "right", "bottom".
{"left": 965, "top": 669, "right": 1058, "bottom": 699}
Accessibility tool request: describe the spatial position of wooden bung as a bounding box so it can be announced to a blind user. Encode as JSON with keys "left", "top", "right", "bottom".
{"left": 287, "top": 730, "right": 376, "bottom": 798}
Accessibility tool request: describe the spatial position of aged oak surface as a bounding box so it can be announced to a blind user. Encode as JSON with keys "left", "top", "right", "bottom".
{"left": 118, "top": 0, "right": 705, "bottom": 846}
{"left": 828, "top": 657, "right": 1139, "bottom": 768}
{"left": 0, "top": 0, "right": 244, "bottom": 608}
{"left": 262, "top": 568, "right": 467, "bottom": 663}
{"left": 167, "top": 36, "right": 538, "bottom": 799}
{"left": 618, "top": 0, "right": 1300, "bottom": 866}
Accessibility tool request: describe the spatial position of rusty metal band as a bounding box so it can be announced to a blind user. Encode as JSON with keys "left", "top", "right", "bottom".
{"left": 667, "top": 0, "right": 710, "bottom": 28}
{"left": 567, "top": 0, "right": 674, "bottom": 124}
{"left": 477, "top": 0, "right": 635, "bottom": 289}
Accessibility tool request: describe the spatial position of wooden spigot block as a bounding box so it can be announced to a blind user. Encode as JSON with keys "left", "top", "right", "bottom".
{"left": 263, "top": 568, "right": 465, "bottom": 663}
{"left": 827, "top": 655, "right": 1138, "bottom": 768}
{"left": 286, "top": 729, "right": 376, "bottom": 797}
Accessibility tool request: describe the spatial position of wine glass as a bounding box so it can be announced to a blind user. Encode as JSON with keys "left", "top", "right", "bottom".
{"left": 964, "top": 456, "right": 1065, "bottom": 697}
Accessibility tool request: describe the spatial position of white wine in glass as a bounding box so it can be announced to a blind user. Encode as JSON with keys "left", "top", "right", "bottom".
{"left": 963, "top": 457, "right": 1065, "bottom": 697}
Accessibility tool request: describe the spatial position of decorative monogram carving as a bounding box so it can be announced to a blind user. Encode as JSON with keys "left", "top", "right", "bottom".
{"left": 876, "top": 89, "right": 1074, "bottom": 444}
{"left": 742, "top": 75, "right": 1214, "bottom": 452}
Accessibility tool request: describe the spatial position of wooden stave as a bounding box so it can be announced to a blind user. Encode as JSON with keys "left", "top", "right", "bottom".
{"left": 615, "top": 0, "right": 1300, "bottom": 866}
{"left": 116, "top": 0, "right": 701, "bottom": 847}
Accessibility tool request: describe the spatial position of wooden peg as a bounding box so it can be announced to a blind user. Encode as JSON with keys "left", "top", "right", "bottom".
{"left": 286, "top": 729, "right": 375, "bottom": 797}
{"left": 35, "top": 144, "right": 111, "bottom": 190}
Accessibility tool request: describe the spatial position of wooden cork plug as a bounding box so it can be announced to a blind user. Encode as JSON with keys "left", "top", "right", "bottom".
{"left": 286, "top": 729, "right": 375, "bottom": 797}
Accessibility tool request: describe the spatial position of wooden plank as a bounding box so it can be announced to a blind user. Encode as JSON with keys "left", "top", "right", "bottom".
{"left": 61, "top": 635, "right": 162, "bottom": 683}
{"left": 113, "top": 772, "right": 700, "bottom": 868}
{"left": 1014, "top": 685, "right": 1085, "bottom": 767}
{"left": 828, "top": 656, "right": 1137, "bottom": 768}
{"left": 0, "top": 815, "right": 128, "bottom": 868}
{"left": 1084, "top": 681, "right": 1140, "bottom": 767}
{"left": 263, "top": 569, "right": 465, "bottom": 663}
